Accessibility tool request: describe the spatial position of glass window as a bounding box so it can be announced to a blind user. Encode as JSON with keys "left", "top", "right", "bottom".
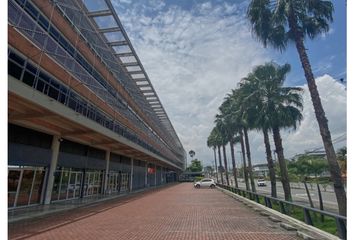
{"left": 22, "top": 70, "right": 36, "bottom": 87}
{"left": 24, "top": 1, "right": 39, "bottom": 19}
{"left": 8, "top": 61, "right": 23, "bottom": 80}
{"left": 49, "top": 26, "right": 60, "bottom": 41}
{"left": 38, "top": 15, "right": 49, "bottom": 31}
{"left": 17, "top": 170, "right": 35, "bottom": 206}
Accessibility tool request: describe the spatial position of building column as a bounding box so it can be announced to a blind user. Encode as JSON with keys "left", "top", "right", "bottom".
{"left": 154, "top": 164, "right": 157, "bottom": 186}
{"left": 44, "top": 135, "right": 61, "bottom": 204}
{"left": 130, "top": 158, "right": 134, "bottom": 192}
{"left": 145, "top": 161, "right": 148, "bottom": 187}
{"left": 161, "top": 167, "right": 164, "bottom": 184}
{"left": 104, "top": 150, "right": 110, "bottom": 194}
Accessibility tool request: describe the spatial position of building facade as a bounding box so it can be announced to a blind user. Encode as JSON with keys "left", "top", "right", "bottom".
{"left": 8, "top": 0, "right": 186, "bottom": 208}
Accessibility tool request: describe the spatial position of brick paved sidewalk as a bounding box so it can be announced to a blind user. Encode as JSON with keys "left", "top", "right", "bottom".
{"left": 9, "top": 183, "right": 299, "bottom": 240}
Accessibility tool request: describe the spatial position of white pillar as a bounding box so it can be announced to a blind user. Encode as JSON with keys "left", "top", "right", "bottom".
{"left": 145, "top": 161, "right": 148, "bottom": 187}
{"left": 104, "top": 150, "right": 110, "bottom": 194}
{"left": 44, "top": 135, "right": 61, "bottom": 204}
{"left": 130, "top": 158, "right": 134, "bottom": 191}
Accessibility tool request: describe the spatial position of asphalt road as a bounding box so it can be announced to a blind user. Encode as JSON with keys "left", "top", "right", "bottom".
{"left": 228, "top": 179, "right": 339, "bottom": 213}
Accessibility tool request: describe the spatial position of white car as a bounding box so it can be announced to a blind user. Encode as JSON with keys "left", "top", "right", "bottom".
{"left": 257, "top": 178, "right": 266, "bottom": 187}
{"left": 194, "top": 178, "right": 216, "bottom": 188}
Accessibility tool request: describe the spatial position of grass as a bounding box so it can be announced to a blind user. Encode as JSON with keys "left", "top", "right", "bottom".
{"left": 238, "top": 190, "right": 339, "bottom": 237}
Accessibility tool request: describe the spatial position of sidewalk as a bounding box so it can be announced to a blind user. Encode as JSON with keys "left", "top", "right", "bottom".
{"left": 9, "top": 183, "right": 299, "bottom": 240}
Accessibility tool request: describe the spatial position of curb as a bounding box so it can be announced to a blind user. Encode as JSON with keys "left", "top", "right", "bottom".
{"left": 218, "top": 187, "right": 340, "bottom": 240}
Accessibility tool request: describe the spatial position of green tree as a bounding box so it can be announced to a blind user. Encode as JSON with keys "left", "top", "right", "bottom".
{"left": 240, "top": 62, "right": 303, "bottom": 201}
{"left": 247, "top": 0, "right": 346, "bottom": 216}
{"left": 187, "top": 159, "right": 203, "bottom": 172}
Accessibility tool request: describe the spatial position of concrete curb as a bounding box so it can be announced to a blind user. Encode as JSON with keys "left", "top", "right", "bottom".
{"left": 218, "top": 187, "right": 340, "bottom": 240}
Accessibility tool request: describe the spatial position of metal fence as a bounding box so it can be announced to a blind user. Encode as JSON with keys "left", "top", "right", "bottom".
{"left": 217, "top": 184, "right": 346, "bottom": 239}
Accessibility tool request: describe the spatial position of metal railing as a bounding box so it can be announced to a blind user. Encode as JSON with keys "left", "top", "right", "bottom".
{"left": 217, "top": 184, "right": 346, "bottom": 239}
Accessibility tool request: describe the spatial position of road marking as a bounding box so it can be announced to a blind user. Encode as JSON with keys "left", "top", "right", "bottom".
{"left": 255, "top": 188, "right": 338, "bottom": 206}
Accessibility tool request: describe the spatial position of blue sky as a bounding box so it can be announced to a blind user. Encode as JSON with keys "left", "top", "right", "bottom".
{"left": 110, "top": 0, "right": 347, "bottom": 167}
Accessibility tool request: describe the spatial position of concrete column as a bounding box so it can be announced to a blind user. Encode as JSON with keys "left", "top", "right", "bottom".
{"left": 154, "top": 164, "right": 157, "bottom": 186}
{"left": 130, "top": 158, "right": 134, "bottom": 192}
{"left": 145, "top": 161, "right": 148, "bottom": 187}
{"left": 104, "top": 150, "right": 110, "bottom": 194}
{"left": 161, "top": 167, "right": 163, "bottom": 184}
{"left": 44, "top": 135, "right": 61, "bottom": 204}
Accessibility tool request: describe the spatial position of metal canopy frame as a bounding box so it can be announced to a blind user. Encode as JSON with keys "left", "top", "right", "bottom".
{"left": 52, "top": 0, "right": 185, "bottom": 162}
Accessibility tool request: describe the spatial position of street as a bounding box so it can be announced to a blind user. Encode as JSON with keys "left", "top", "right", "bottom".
{"left": 228, "top": 179, "right": 339, "bottom": 213}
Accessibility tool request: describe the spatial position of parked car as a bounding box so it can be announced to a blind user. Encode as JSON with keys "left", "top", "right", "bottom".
{"left": 194, "top": 178, "right": 216, "bottom": 188}
{"left": 257, "top": 178, "right": 266, "bottom": 187}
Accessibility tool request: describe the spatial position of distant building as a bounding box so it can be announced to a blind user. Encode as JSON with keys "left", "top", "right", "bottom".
{"left": 291, "top": 150, "right": 326, "bottom": 161}
{"left": 253, "top": 164, "right": 269, "bottom": 177}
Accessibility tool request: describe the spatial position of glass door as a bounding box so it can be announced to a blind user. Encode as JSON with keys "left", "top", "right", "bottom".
{"left": 83, "top": 171, "right": 103, "bottom": 197}
{"left": 8, "top": 167, "right": 46, "bottom": 208}
{"left": 51, "top": 168, "right": 83, "bottom": 202}
{"left": 8, "top": 170, "right": 21, "bottom": 208}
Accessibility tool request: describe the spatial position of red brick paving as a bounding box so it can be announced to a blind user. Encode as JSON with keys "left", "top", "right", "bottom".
{"left": 9, "top": 183, "right": 299, "bottom": 239}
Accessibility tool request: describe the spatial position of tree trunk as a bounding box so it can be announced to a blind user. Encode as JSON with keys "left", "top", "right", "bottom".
{"left": 239, "top": 130, "right": 250, "bottom": 191}
{"left": 317, "top": 183, "right": 324, "bottom": 222}
{"left": 213, "top": 148, "right": 219, "bottom": 183}
{"left": 217, "top": 146, "right": 224, "bottom": 185}
{"left": 244, "top": 128, "right": 256, "bottom": 193}
{"left": 272, "top": 126, "right": 292, "bottom": 201}
{"left": 304, "top": 181, "right": 314, "bottom": 208}
{"left": 263, "top": 128, "right": 277, "bottom": 198}
{"left": 288, "top": 8, "right": 346, "bottom": 216}
{"left": 222, "top": 145, "right": 230, "bottom": 185}
{"left": 230, "top": 141, "right": 238, "bottom": 188}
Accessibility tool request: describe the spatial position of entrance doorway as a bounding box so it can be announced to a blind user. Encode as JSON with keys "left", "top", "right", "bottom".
{"left": 8, "top": 167, "right": 46, "bottom": 208}
{"left": 83, "top": 171, "right": 103, "bottom": 197}
{"left": 51, "top": 168, "right": 83, "bottom": 202}
{"left": 106, "top": 172, "right": 130, "bottom": 194}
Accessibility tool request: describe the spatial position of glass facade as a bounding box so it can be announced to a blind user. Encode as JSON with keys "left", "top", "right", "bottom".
{"left": 8, "top": 0, "right": 181, "bottom": 209}
{"left": 8, "top": 167, "right": 46, "bottom": 208}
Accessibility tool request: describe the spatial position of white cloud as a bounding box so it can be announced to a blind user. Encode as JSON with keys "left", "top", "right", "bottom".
{"left": 114, "top": 1, "right": 270, "bottom": 166}
{"left": 321, "top": 27, "right": 335, "bottom": 39}
{"left": 247, "top": 75, "right": 346, "bottom": 164}
{"left": 282, "top": 75, "right": 346, "bottom": 157}
{"left": 112, "top": 1, "right": 346, "bottom": 168}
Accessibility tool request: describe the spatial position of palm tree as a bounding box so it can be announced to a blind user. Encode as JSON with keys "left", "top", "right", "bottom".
{"left": 226, "top": 89, "right": 256, "bottom": 192}
{"left": 215, "top": 115, "right": 230, "bottom": 186}
{"left": 212, "top": 127, "right": 224, "bottom": 184}
{"left": 207, "top": 129, "right": 219, "bottom": 182}
{"left": 229, "top": 135, "right": 240, "bottom": 188}
{"left": 247, "top": 0, "right": 346, "bottom": 216}
{"left": 219, "top": 93, "right": 251, "bottom": 191}
{"left": 188, "top": 150, "right": 195, "bottom": 159}
{"left": 238, "top": 71, "right": 277, "bottom": 198}
{"left": 240, "top": 62, "right": 303, "bottom": 202}
{"left": 238, "top": 128, "right": 250, "bottom": 191}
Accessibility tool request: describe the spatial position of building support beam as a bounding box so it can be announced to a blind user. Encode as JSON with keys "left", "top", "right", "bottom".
{"left": 145, "top": 161, "right": 148, "bottom": 187}
{"left": 154, "top": 164, "right": 157, "bottom": 186}
{"left": 104, "top": 150, "right": 110, "bottom": 194}
{"left": 130, "top": 158, "right": 134, "bottom": 192}
{"left": 44, "top": 135, "right": 61, "bottom": 204}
